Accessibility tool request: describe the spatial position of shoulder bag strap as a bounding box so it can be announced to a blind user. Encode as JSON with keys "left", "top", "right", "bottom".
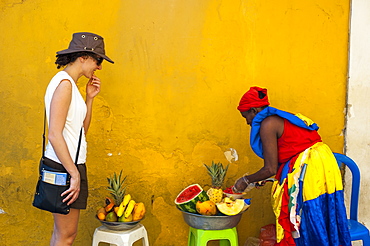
{"left": 74, "top": 128, "right": 83, "bottom": 165}
{"left": 42, "top": 110, "right": 46, "bottom": 158}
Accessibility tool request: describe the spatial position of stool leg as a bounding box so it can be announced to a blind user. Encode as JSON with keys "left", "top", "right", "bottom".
{"left": 363, "top": 236, "right": 370, "bottom": 246}
{"left": 142, "top": 227, "right": 150, "bottom": 246}
{"left": 188, "top": 228, "right": 195, "bottom": 246}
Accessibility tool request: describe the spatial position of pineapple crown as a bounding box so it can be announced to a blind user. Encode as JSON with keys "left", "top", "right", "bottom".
{"left": 204, "top": 161, "right": 229, "bottom": 188}
{"left": 107, "top": 170, "right": 127, "bottom": 206}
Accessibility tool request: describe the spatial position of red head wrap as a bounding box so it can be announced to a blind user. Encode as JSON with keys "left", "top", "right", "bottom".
{"left": 237, "top": 86, "right": 270, "bottom": 112}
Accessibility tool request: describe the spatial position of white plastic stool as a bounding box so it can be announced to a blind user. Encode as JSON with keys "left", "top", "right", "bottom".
{"left": 92, "top": 224, "right": 149, "bottom": 246}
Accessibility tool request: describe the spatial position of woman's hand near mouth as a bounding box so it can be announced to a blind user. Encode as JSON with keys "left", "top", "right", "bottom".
{"left": 86, "top": 73, "right": 101, "bottom": 99}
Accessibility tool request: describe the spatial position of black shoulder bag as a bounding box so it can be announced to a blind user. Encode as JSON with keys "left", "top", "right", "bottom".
{"left": 32, "top": 112, "right": 82, "bottom": 214}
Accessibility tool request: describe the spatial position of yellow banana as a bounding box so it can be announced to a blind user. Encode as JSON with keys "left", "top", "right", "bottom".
{"left": 122, "top": 194, "right": 132, "bottom": 207}
{"left": 124, "top": 200, "right": 136, "bottom": 218}
{"left": 116, "top": 202, "right": 126, "bottom": 217}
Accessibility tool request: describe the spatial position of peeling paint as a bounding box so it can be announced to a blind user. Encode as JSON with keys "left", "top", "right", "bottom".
{"left": 224, "top": 148, "right": 239, "bottom": 163}
{"left": 347, "top": 104, "right": 354, "bottom": 118}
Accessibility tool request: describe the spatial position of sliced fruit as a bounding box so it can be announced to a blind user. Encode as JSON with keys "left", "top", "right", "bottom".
{"left": 216, "top": 197, "right": 244, "bottom": 216}
{"left": 174, "top": 184, "right": 209, "bottom": 213}
{"left": 196, "top": 200, "right": 217, "bottom": 216}
{"left": 105, "top": 197, "right": 115, "bottom": 212}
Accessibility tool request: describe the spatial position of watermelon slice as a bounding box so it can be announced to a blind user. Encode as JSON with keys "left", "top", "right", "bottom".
{"left": 175, "top": 184, "right": 209, "bottom": 213}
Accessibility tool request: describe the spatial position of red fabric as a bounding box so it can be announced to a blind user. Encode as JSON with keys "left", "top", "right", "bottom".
{"left": 237, "top": 86, "right": 270, "bottom": 112}
{"left": 274, "top": 155, "right": 299, "bottom": 246}
{"left": 277, "top": 119, "right": 322, "bottom": 163}
{"left": 275, "top": 181, "right": 297, "bottom": 246}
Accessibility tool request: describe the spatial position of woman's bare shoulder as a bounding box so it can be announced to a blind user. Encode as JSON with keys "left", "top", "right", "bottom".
{"left": 261, "top": 115, "right": 284, "bottom": 125}
{"left": 260, "top": 115, "right": 284, "bottom": 137}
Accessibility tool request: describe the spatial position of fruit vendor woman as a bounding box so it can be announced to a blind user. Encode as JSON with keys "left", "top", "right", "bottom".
{"left": 232, "top": 86, "right": 351, "bottom": 246}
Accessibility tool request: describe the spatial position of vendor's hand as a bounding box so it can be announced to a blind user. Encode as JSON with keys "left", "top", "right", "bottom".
{"left": 61, "top": 174, "right": 81, "bottom": 205}
{"left": 86, "top": 74, "right": 101, "bottom": 99}
{"left": 233, "top": 177, "right": 248, "bottom": 193}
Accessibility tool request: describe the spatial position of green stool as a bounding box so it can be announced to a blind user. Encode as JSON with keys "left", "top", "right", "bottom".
{"left": 188, "top": 227, "right": 238, "bottom": 246}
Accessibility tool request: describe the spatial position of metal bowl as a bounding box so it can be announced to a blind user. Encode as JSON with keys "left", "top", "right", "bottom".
{"left": 96, "top": 215, "right": 145, "bottom": 231}
{"left": 178, "top": 208, "right": 245, "bottom": 230}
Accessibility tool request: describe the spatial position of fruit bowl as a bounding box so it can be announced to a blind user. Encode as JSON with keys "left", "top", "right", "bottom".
{"left": 178, "top": 208, "right": 246, "bottom": 230}
{"left": 96, "top": 215, "right": 145, "bottom": 231}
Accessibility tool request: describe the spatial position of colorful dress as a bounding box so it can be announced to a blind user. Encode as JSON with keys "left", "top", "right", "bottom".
{"left": 250, "top": 107, "right": 351, "bottom": 246}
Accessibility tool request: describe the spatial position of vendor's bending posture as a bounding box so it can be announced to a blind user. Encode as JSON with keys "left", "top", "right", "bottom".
{"left": 233, "top": 86, "right": 350, "bottom": 246}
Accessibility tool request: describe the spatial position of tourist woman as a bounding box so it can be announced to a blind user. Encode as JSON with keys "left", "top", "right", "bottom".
{"left": 44, "top": 32, "right": 114, "bottom": 245}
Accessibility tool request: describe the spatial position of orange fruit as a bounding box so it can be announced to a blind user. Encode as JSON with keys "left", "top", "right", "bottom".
{"left": 96, "top": 207, "right": 107, "bottom": 215}
{"left": 97, "top": 212, "right": 106, "bottom": 220}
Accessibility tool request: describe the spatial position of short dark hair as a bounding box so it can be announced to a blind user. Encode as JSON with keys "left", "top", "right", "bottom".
{"left": 55, "top": 51, "right": 95, "bottom": 69}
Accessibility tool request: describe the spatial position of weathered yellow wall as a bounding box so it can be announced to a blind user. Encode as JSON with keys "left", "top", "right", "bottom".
{"left": 0, "top": 0, "right": 350, "bottom": 245}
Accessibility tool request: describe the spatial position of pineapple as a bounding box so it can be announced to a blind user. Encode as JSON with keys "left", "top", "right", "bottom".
{"left": 204, "top": 161, "right": 229, "bottom": 203}
{"left": 107, "top": 170, "right": 127, "bottom": 206}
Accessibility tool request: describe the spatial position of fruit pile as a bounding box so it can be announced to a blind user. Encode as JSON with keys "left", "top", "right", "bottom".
{"left": 96, "top": 170, "right": 146, "bottom": 223}
{"left": 174, "top": 161, "right": 251, "bottom": 216}
{"left": 175, "top": 183, "right": 250, "bottom": 216}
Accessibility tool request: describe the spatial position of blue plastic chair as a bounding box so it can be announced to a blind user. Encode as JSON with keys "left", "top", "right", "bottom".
{"left": 334, "top": 153, "right": 370, "bottom": 246}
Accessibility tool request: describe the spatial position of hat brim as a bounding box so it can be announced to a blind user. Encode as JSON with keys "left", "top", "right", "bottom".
{"left": 56, "top": 49, "right": 114, "bottom": 64}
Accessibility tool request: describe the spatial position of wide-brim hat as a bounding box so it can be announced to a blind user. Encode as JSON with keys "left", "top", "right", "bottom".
{"left": 57, "top": 32, "right": 114, "bottom": 64}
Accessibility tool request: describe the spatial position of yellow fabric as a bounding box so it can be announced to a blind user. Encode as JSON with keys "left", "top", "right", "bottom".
{"left": 294, "top": 113, "right": 315, "bottom": 127}
{"left": 272, "top": 180, "right": 285, "bottom": 243}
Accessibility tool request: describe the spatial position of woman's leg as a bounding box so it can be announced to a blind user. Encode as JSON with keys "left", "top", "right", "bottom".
{"left": 50, "top": 208, "right": 80, "bottom": 246}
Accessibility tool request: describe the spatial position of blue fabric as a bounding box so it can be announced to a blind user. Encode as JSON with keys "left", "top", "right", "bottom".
{"left": 250, "top": 107, "right": 319, "bottom": 159}
{"left": 295, "top": 191, "right": 351, "bottom": 246}
{"left": 279, "top": 159, "right": 292, "bottom": 184}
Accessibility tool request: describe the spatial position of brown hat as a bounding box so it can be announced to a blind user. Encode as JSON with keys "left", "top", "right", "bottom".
{"left": 57, "top": 32, "right": 114, "bottom": 63}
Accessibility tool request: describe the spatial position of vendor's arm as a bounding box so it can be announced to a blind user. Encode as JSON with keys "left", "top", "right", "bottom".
{"left": 234, "top": 116, "right": 284, "bottom": 191}
{"left": 48, "top": 79, "right": 81, "bottom": 205}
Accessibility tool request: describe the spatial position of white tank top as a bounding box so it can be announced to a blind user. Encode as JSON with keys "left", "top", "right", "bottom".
{"left": 44, "top": 71, "right": 87, "bottom": 164}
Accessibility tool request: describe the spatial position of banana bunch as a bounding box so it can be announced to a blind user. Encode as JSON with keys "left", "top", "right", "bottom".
{"left": 116, "top": 194, "right": 135, "bottom": 221}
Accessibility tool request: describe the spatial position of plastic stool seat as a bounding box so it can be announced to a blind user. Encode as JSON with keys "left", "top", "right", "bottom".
{"left": 188, "top": 227, "right": 238, "bottom": 246}
{"left": 92, "top": 224, "right": 149, "bottom": 246}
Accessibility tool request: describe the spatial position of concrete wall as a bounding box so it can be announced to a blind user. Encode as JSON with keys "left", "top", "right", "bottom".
{"left": 0, "top": 0, "right": 350, "bottom": 245}
{"left": 347, "top": 0, "right": 370, "bottom": 245}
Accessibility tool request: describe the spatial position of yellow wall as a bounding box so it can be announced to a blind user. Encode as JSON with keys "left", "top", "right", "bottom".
{"left": 0, "top": 0, "right": 350, "bottom": 245}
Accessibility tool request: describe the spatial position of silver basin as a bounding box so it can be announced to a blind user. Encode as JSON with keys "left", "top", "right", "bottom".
{"left": 96, "top": 215, "right": 145, "bottom": 231}
{"left": 178, "top": 208, "right": 245, "bottom": 230}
